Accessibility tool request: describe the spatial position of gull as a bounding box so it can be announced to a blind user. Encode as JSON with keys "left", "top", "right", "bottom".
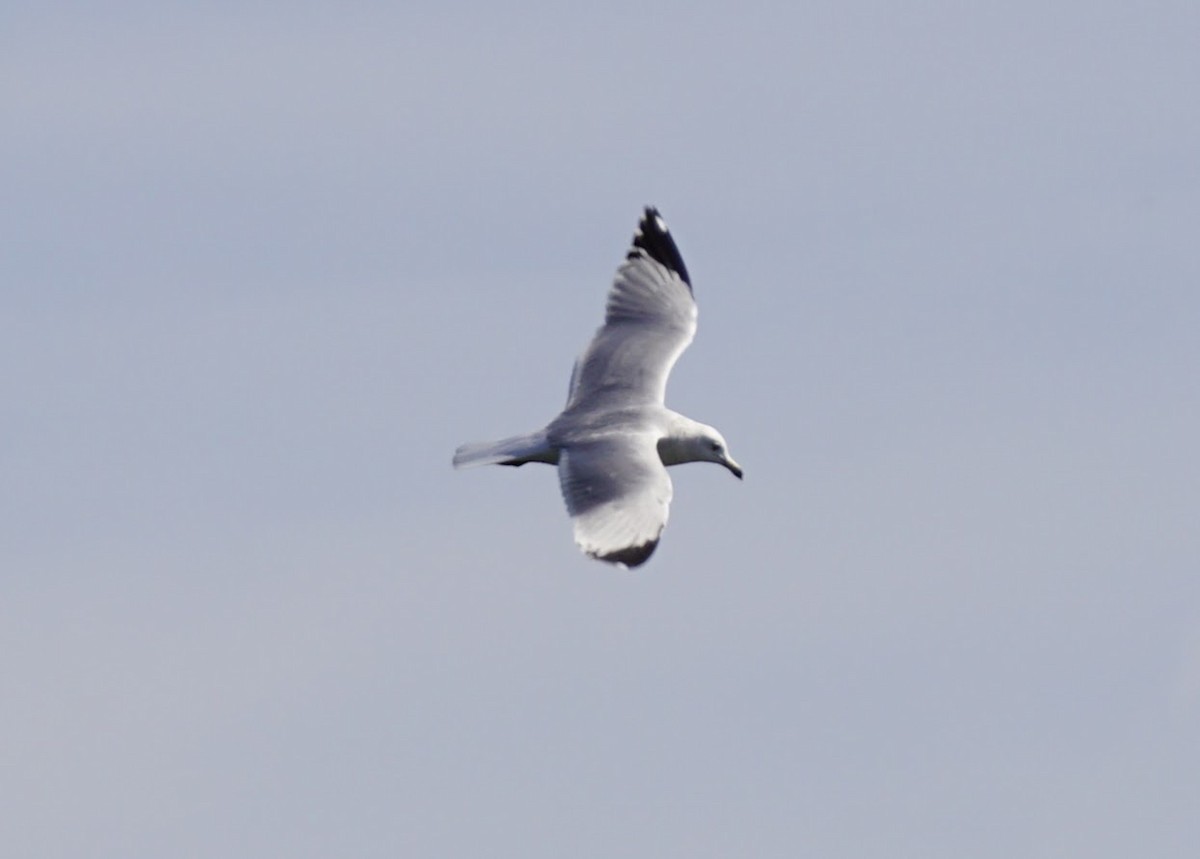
{"left": 453, "top": 207, "right": 742, "bottom": 567}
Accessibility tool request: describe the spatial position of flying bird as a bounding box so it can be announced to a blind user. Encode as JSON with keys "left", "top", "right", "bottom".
{"left": 453, "top": 207, "right": 742, "bottom": 567}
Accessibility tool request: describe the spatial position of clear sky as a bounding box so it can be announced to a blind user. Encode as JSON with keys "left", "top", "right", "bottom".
{"left": 4, "top": 2, "right": 1199, "bottom": 856}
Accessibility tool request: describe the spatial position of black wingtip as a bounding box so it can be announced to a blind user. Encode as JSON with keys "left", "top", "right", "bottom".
{"left": 594, "top": 539, "right": 659, "bottom": 568}
{"left": 627, "top": 206, "right": 691, "bottom": 288}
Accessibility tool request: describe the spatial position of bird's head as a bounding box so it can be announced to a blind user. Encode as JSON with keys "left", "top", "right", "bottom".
{"left": 696, "top": 426, "right": 743, "bottom": 479}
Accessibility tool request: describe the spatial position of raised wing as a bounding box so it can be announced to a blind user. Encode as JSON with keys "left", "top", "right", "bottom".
{"left": 558, "top": 434, "right": 673, "bottom": 567}
{"left": 565, "top": 207, "right": 697, "bottom": 410}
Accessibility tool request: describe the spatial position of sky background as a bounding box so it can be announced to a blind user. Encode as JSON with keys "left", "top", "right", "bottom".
{"left": 4, "top": 2, "right": 1199, "bottom": 856}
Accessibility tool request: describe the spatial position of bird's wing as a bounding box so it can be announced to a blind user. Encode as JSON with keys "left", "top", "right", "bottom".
{"left": 558, "top": 433, "right": 673, "bottom": 567}
{"left": 565, "top": 207, "right": 697, "bottom": 410}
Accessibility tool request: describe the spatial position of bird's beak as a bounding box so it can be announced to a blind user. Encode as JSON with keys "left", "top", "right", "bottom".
{"left": 725, "top": 458, "right": 743, "bottom": 480}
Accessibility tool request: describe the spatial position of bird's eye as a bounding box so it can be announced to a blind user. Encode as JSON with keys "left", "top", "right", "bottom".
{"left": 711, "top": 442, "right": 722, "bottom": 453}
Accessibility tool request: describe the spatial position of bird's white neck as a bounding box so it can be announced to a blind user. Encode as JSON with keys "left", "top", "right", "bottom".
{"left": 657, "top": 412, "right": 714, "bottom": 466}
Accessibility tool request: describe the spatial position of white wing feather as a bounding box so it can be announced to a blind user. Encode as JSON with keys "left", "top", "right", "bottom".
{"left": 565, "top": 252, "right": 697, "bottom": 409}
{"left": 557, "top": 435, "right": 673, "bottom": 567}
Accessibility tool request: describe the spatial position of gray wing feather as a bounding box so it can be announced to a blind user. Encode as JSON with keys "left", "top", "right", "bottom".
{"left": 565, "top": 252, "right": 697, "bottom": 409}
{"left": 558, "top": 434, "right": 673, "bottom": 567}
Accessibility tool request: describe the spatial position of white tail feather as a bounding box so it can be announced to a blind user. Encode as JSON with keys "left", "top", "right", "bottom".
{"left": 452, "top": 431, "right": 557, "bottom": 468}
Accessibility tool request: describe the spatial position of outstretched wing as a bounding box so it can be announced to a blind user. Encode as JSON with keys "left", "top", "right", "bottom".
{"left": 558, "top": 434, "right": 673, "bottom": 567}
{"left": 565, "top": 207, "right": 697, "bottom": 410}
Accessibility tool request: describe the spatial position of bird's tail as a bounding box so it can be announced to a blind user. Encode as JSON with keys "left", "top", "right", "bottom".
{"left": 452, "top": 430, "right": 558, "bottom": 468}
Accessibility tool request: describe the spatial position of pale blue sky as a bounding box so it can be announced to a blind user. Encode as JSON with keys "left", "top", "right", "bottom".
{"left": 4, "top": 3, "right": 1199, "bottom": 856}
